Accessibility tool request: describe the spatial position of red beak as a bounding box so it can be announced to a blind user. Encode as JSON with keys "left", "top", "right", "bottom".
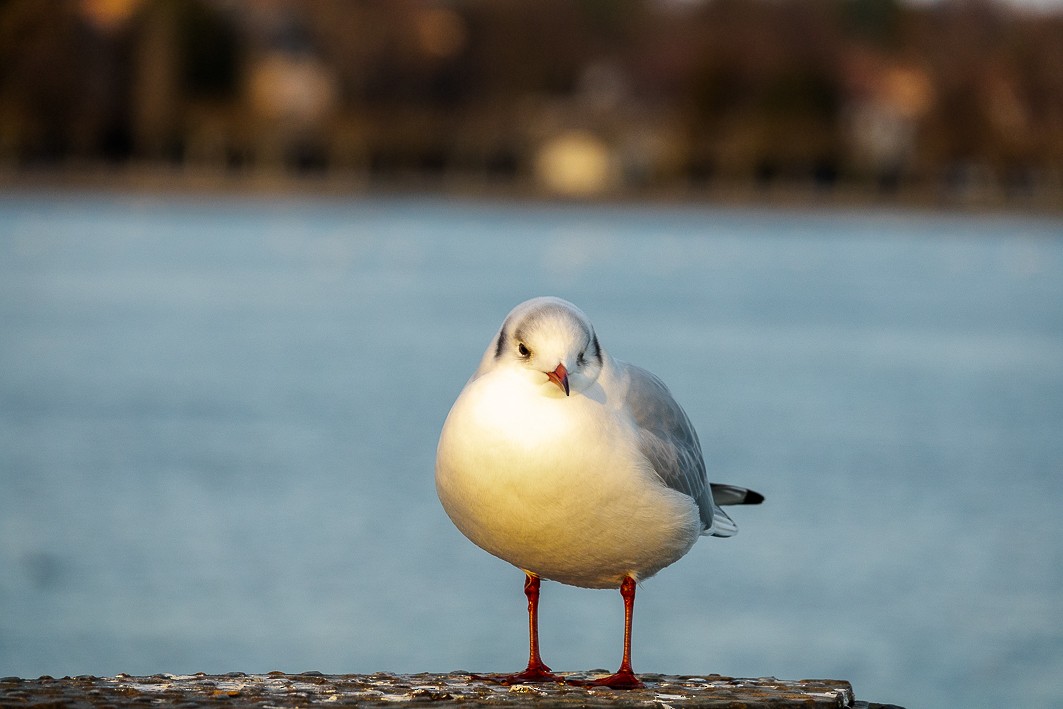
{"left": 546, "top": 363, "right": 570, "bottom": 396}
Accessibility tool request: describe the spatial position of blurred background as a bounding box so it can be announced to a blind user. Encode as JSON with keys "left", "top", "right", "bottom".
{"left": 1, "top": 2, "right": 1062, "bottom": 709}
{"left": 0, "top": 0, "right": 1062, "bottom": 204}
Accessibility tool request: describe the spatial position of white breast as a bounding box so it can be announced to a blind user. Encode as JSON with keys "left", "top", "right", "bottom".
{"left": 435, "top": 367, "right": 702, "bottom": 589}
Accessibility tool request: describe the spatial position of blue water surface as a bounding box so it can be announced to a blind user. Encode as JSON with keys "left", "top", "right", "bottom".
{"left": 1, "top": 191, "right": 1061, "bottom": 708}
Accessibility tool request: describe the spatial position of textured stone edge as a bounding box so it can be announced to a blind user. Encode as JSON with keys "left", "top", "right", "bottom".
{"left": 0, "top": 671, "right": 883, "bottom": 707}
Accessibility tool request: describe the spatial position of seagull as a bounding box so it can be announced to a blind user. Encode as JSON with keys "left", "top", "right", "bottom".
{"left": 435, "top": 296, "right": 763, "bottom": 689}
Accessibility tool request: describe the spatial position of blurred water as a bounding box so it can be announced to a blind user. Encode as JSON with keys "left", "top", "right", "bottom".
{"left": 1, "top": 192, "right": 1061, "bottom": 707}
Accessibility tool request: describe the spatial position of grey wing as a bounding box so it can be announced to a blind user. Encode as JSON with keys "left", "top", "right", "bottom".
{"left": 621, "top": 362, "right": 737, "bottom": 537}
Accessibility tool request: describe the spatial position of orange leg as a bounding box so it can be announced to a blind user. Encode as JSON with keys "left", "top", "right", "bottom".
{"left": 503, "top": 573, "right": 564, "bottom": 683}
{"left": 591, "top": 576, "right": 644, "bottom": 689}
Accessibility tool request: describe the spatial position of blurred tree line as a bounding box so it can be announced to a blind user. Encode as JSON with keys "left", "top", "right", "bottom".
{"left": 0, "top": 0, "right": 1061, "bottom": 201}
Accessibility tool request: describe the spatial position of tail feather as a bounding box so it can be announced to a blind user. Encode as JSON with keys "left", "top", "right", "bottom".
{"left": 707, "top": 505, "right": 738, "bottom": 538}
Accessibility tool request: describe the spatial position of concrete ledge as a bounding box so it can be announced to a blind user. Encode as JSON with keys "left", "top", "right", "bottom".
{"left": 0, "top": 671, "right": 903, "bottom": 707}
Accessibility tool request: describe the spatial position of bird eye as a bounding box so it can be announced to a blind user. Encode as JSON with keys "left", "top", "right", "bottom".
{"left": 577, "top": 351, "right": 586, "bottom": 365}
{"left": 517, "top": 342, "right": 531, "bottom": 357}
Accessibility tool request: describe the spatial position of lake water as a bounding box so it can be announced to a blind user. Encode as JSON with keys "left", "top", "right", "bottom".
{"left": 1, "top": 191, "right": 1061, "bottom": 708}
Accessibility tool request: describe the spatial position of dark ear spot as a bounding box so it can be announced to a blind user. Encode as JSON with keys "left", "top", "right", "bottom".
{"left": 591, "top": 333, "right": 602, "bottom": 364}
{"left": 494, "top": 328, "right": 507, "bottom": 359}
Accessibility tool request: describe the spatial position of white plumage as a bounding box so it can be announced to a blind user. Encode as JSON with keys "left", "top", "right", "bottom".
{"left": 435, "top": 296, "right": 762, "bottom": 688}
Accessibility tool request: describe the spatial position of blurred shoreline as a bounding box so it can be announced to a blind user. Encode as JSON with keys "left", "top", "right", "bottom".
{"left": 2, "top": 162, "right": 1060, "bottom": 216}
{"left": 3, "top": 1, "right": 1063, "bottom": 217}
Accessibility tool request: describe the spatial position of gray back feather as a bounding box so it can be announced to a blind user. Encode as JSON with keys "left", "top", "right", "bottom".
{"left": 620, "top": 362, "right": 735, "bottom": 536}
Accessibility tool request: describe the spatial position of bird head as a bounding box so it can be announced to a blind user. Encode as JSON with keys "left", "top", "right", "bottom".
{"left": 490, "top": 297, "right": 604, "bottom": 397}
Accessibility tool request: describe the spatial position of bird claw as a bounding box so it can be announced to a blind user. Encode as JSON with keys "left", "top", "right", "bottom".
{"left": 502, "top": 667, "right": 566, "bottom": 685}
{"left": 471, "top": 669, "right": 644, "bottom": 690}
{"left": 468, "top": 664, "right": 567, "bottom": 686}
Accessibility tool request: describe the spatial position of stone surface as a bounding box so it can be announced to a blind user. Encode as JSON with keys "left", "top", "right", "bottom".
{"left": 0, "top": 671, "right": 893, "bottom": 707}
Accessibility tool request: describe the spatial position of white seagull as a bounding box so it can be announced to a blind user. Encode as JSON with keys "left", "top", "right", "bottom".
{"left": 435, "top": 296, "right": 763, "bottom": 689}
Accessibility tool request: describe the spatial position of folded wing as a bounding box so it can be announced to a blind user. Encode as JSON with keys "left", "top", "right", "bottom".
{"left": 621, "top": 362, "right": 763, "bottom": 538}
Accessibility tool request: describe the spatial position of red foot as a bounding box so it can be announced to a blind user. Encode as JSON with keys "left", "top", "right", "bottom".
{"left": 589, "top": 669, "right": 644, "bottom": 689}
{"left": 469, "top": 663, "right": 566, "bottom": 686}
{"left": 502, "top": 666, "right": 566, "bottom": 685}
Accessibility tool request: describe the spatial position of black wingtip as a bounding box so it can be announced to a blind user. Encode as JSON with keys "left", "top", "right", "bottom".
{"left": 745, "top": 490, "right": 765, "bottom": 505}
